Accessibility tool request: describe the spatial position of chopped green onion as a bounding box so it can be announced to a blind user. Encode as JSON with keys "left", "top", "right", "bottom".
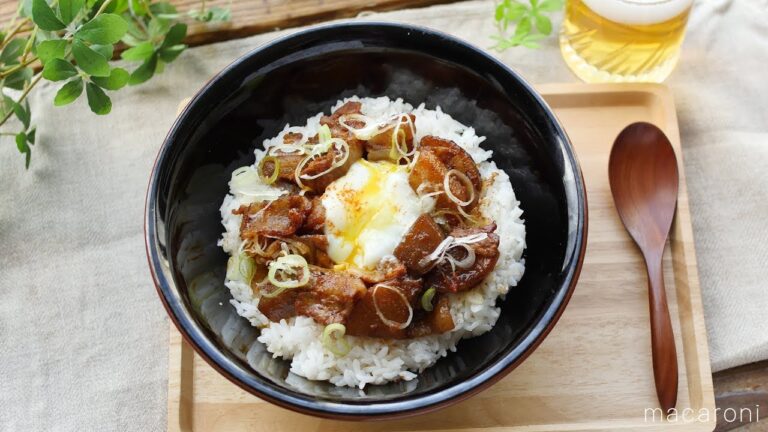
{"left": 261, "top": 254, "right": 310, "bottom": 298}
{"left": 226, "top": 252, "right": 255, "bottom": 284}
{"left": 421, "top": 287, "right": 437, "bottom": 312}
{"left": 258, "top": 156, "right": 280, "bottom": 185}
{"left": 318, "top": 124, "right": 332, "bottom": 144}
{"left": 322, "top": 323, "right": 350, "bottom": 356}
{"left": 239, "top": 254, "right": 255, "bottom": 283}
{"left": 229, "top": 165, "right": 286, "bottom": 202}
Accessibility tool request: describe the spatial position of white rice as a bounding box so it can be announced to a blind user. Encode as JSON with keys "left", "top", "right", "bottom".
{"left": 219, "top": 96, "right": 526, "bottom": 388}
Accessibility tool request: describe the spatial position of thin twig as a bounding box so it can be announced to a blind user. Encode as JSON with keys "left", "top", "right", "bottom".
{"left": 20, "top": 27, "right": 38, "bottom": 64}
{"left": 0, "top": 73, "right": 42, "bottom": 128}
{"left": 0, "top": 56, "right": 39, "bottom": 78}
{"left": 1, "top": 17, "right": 31, "bottom": 49}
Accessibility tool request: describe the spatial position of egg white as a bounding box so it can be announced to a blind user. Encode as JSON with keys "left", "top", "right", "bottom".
{"left": 321, "top": 160, "right": 431, "bottom": 269}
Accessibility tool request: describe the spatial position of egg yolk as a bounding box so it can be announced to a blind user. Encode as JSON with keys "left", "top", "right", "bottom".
{"left": 322, "top": 159, "right": 425, "bottom": 269}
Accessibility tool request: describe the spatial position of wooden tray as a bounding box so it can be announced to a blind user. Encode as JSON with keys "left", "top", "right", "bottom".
{"left": 167, "top": 83, "right": 715, "bottom": 432}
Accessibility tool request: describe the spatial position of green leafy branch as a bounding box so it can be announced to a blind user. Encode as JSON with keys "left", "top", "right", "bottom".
{"left": 2, "top": 0, "right": 229, "bottom": 168}
{"left": 491, "top": 0, "right": 563, "bottom": 50}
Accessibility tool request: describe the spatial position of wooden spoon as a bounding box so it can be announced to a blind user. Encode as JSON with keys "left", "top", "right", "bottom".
{"left": 608, "top": 122, "right": 679, "bottom": 414}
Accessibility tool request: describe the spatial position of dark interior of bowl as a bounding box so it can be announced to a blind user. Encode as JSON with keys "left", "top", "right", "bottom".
{"left": 148, "top": 22, "right": 585, "bottom": 418}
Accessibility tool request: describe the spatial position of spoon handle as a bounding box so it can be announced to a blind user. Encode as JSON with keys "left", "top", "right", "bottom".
{"left": 644, "top": 250, "right": 678, "bottom": 413}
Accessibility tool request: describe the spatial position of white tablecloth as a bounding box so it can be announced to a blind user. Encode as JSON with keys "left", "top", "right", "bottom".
{"left": 1, "top": 0, "right": 766, "bottom": 430}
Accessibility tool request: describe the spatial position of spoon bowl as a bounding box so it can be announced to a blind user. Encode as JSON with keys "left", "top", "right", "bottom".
{"left": 609, "top": 122, "right": 680, "bottom": 413}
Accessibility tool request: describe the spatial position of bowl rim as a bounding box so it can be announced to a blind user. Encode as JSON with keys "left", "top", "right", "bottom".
{"left": 144, "top": 20, "right": 588, "bottom": 421}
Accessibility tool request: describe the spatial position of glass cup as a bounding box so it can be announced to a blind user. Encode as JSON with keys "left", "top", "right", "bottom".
{"left": 559, "top": 0, "right": 693, "bottom": 83}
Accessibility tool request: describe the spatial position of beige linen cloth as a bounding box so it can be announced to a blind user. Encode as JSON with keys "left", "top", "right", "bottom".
{"left": 1, "top": 0, "right": 766, "bottom": 430}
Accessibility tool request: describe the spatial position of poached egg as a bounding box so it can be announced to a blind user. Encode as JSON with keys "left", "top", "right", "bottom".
{"left": 322, "top": 160, "right": 429, "bottom": 269}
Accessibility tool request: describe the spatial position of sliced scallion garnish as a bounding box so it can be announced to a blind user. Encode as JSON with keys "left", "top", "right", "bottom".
{"left": 322, "top": 323, "right": 350, "bottom": 356}
{"left": 257, "top": 156, "right": 280, "bottom": 185}
{"left": 421, "top": 287, "right": 437, "bottom": 312}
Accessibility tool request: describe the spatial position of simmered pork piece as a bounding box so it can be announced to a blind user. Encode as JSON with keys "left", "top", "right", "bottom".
{"left": 302, "top": 196, "right": 326, "bottom": 233}
{"left": 425, "top": 224, "right": 500, "bottom": 293}
{"left": 365, "top": 114, "right": 416, "bottom": 162}
{"left": 262, "top": 104, "right": 365, "bottom": 193}
{"left": 346, "top": 278, "right": 423, "bottom": 339}
{"left": 407, "top": 296, "right": 455, "bottom": 337}
{"left": 408, "top": 136, "right": 482, "bottom": 211}
{"left": 293, "top": 104, "right": 366, "bottom": 192}
{"left": 256, "top": 268, "right": 366, "bottom": 325}
{"left": 292, "top": 235, "right": 334, "bottom": 268}
{"left": 298, "top": 139, "right": 363, "bottom": 192}
{"left": 234, "top": 195, "right": 311, "bottom": 238}
{"left": 295, "top": 270, "right": 367, "bottom": 325}
{"left": 394, "top": 214, "right": 446, "bottom": 275}
{"left": 356, "top": 256, "right": 407, "bottom": 284}
{"left": 261, "top": 133, "right": 306, "bottom": 183}
{"left": 320, "top": 101, "right": 364, "bottom": 142}
{"left": 256, "top": 285, "right": 300, "bottom": 322}
{"left": 250, "top": 235, "right": 333, "bottom": 267}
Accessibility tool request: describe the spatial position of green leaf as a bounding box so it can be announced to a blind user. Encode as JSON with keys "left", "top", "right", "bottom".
{"left": 12, "top": 100, "right": 30, "bottom": 129}
{"left": 1, "top": 38, "right": 27, "bottom": 64}
{"left": 75, "top": 14, "right": 128, "bottom": 44}
{"left": 121, "top": 33, "right": 144, "bottom": 47}
{"left": 208, "top": 7, "right": 230, "bottom": 22}
{"left": 147, "top": 17, "right": 170, "bottom": 39}
{"left": 42, "top": 58, "right": 78, "bottom": 81}
{"left": 35, "top": 39, "right": 67, "bottom": 62}
{"left": 16, "top": 132, "right": 31, "bottom": 169}
{"left": 515, "top": 16, "right": 532, "bottom": 37}
{"left": 160, "top": 23, "right": 186, "bottom": 49}
{"left": 158, "top": 44, "right": 185, "bottom": 63}
{"left": 505, "top": 6, "right": 526, "bottom": 24}
{"left": 121, "top": 41, "right": 154, "bottom": 61}
{"left": 54, "top": 77, "right": 84, "bottom": 106}
{"left": 31, "top": 0, "right": 66, "bottom": 31}
{"left": 521, "top": 33, "right": 546, "bottom": 48}
{"left": 121, "top": 19, "right": 147, "bottom": 46}
{"left": 495, "top": 3, "right": 505, "bottom": 21}
{"left": 91, "top": 44, "right": 113, "bottom": 59}
{"left": 188, "top": 9, "right": 210, "bottom": 22}
{"left": 72, "top": 39, "right": 110, "bottom": 77}
{"left": 537, "top": 0, "right": 563, "bottom": 12}
{"left": 0, "top": 95, "right": 14, "bottom": 118}
{"left": 91, "top": 67, "right": 129, "bottom": 90}
{"left": 128, "top": 53, "right": 157, "bottom": 85}
{"left": 27, "top": 127, "right": 36, "bottom": 145}
{"left": 5, "top": 68, "right": 33, "bottom": 90}
{"left": 105, "top": 0, "right": 128, "bottom": 13}
{"left": 85, "top": 82, "right": 111, "bottom": 114}
{"left": 534, "top": 14, "right": 552, "bottom": 35}
{"left": 129, "top": 0, "right": 148, "bottom": 16}
{"left": 149, "top": 1, "right": 177, "bottom": 15}
{"left": 58, "top": 0, "right": 84, "bottom": 25}
{"left": 187, "top": 7, "right": 230, "bottom": 23}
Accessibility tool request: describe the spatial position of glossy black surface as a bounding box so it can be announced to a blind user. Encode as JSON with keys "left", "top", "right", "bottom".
{"left": 146, "top": 22, "right": 587, "bottom": 419}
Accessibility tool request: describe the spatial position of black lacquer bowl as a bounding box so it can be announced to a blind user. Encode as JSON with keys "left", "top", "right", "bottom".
{"left": 145, "top": 22, "right": 587, "bottom": 420}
